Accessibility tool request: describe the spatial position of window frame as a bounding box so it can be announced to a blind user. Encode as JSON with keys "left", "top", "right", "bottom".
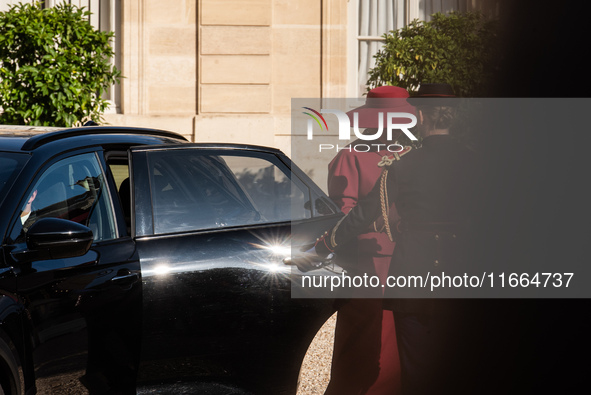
{"left": 347, "top": 0, "right": 471, "bottom": 97}
{"left": 102, "top": 150, "right": 133, "bottom": 238}
{"left": 44, "top": 0, "right": 121, "bottom": 113}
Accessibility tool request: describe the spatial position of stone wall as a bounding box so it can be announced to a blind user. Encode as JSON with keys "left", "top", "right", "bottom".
{"left": 103, "top": 0, "right": 348, "bottom": 160}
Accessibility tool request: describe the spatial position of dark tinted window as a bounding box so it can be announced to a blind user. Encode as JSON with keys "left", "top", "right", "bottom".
{"left": 220, "top": 155, "right": 309, "bottom": 222}
{"left": 0, "top": 152, "right": 29, "bottom": 204}
{"left": 146, "top": 150, "right": 311, "bottom": 234}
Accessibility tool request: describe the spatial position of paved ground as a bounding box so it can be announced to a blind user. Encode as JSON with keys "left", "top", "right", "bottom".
{"left": 35, "top": 373, "right": 88, "bottom": 394}
{"left": 33, "top": 314, "right": 336, "bottom": 394}
{"left": 296, "top": 313, "right": 336, "bottom": 394}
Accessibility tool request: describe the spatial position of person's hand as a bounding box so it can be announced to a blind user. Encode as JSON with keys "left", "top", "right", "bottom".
{"left": 283, "top": 245, "right": 334, "bottom": 273}
{"left": 313, "top": 231, "right": 331, "bottom": 257}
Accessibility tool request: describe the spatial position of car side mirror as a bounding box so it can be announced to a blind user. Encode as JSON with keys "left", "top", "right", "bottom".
{"left": 13, "top": 218, "right": 94, "bottom": 262}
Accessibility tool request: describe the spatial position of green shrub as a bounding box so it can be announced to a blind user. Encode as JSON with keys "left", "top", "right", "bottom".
{"left": 367, "top": 11, "right": 499, "bottom": 97}
{"left": 0, "top": 1, "right": 121, "bottom": 126}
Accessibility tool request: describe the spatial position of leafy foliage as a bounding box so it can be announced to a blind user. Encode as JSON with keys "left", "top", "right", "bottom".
{"left": 0, "top": 1, "right": 121, "bottom": 126}
{"left": 367, "top": 12, "right": 500, "bottom": 97}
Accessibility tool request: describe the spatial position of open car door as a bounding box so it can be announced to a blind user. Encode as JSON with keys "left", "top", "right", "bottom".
{"left": 130, "top": 144, "right": 343, "bottom": 394}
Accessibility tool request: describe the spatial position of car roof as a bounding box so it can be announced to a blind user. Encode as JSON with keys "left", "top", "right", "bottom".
{"left": 0, "top": 125, "right": 188, "bottom": 152}
{"left": 0, "top": 125, "right": 286, "bottom": 158}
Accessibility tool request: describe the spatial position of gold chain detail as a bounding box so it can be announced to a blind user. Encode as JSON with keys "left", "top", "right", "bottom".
{"left": 379, "top": 170, "right": 394, "bottom": 242}
{"left": 377, "top": 155, "right": 394, "bottom": 168}
{"left": 329, "top": 215, "right": 346, "bottom": 250}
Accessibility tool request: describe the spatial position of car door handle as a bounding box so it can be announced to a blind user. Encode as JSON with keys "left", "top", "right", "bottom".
{"left": 111, "top": 271, "right": 139, "bottom": 286}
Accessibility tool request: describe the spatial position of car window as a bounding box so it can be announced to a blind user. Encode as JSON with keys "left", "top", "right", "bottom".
{"left": 220, "top": 155, "right": 309, "bottom": 222}
{"left": 0, "top": 152, "right": 29, "bottom": 205}
{"left": 145, "top": 150, "right": 311, "bottom": 234}
{"left": 11, "top": 152, "right": 117, "bottom": 243}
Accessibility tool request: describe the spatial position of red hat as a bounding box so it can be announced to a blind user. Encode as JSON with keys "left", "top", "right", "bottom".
{"left": 346, "top": 86, "right": 416, "bottom": 129}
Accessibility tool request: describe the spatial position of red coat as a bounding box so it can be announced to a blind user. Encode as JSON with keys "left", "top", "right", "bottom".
{"left": 325, "top": 141, "right": 409, "bottom": 395}
{"left": 327, "top": 141, "right": 410, "bottom": 259}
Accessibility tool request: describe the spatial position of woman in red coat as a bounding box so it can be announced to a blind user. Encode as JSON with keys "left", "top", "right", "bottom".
{"left": 324, "top": 86, "right": 414, "bottom": 395}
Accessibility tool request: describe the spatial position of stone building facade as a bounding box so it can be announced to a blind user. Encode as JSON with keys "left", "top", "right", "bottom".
{"left": 1, "top": 0, "right": 500, "bottom": 158}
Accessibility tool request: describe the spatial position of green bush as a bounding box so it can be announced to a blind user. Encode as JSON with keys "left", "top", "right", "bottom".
{"left": 367, "top": 11, "right": 499, "bottom": 97}
{"left": 0, "top": 1, "right": 121, "bottom": 126}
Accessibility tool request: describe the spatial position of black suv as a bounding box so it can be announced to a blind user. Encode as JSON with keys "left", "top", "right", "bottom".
{"left": 0, "top": 126, "right": 341, "bottom": 394}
